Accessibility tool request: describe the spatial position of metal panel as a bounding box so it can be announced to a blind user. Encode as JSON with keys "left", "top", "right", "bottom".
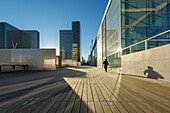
{"left": 0, "top": 49, "right": 56, "bottom": 71}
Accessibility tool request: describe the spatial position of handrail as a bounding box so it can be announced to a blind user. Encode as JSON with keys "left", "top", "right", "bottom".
{"left": 122, "top": 29, "right": 170, "bottom": 54}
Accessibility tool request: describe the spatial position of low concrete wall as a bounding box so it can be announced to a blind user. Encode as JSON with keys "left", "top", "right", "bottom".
{"left": 0, "top": 49, "right": 56, "bottom": 71}
{"left": 61, "top": 60, "right": 81, "bottom": 67}
{"left": 122, "top": 44, "right": 170, "bottom": 81}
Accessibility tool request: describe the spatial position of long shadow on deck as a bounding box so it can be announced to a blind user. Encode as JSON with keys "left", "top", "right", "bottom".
{"left": 0, "top": 67, "right": 93, "bottom": 113}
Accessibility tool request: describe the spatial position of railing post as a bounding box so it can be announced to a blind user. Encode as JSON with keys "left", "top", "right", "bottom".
{"left": 145, "top": 40, "right": 148, "bottom": 50}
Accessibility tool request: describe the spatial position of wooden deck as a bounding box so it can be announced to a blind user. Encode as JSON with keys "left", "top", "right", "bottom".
{"left": 0, "top": 67, "right": 170, "bottom": 113}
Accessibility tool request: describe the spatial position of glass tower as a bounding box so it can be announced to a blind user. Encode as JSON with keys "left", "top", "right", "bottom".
{"left": 72, "top": 21, "right": 80, "bottom": 62}
{"left": 60, "top": 30, "right": 73, "bottom": 59}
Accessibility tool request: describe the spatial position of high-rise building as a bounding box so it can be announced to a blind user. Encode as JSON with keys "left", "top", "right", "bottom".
{"left": 59, "top": 21, "right": 81, "bottom": 61}
{"left": 0, "top": 22, "right": 40, "bottom": 49}
{"left": 72, "top": 21, "right": 80, "bottom": 61}
{"left": 60, "top": 30, "right": 73, "bottom": 59}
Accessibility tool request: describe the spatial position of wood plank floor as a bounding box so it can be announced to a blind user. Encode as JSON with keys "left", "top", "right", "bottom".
{"left": 0, "top": 67, "right": 170, "bottom": 113}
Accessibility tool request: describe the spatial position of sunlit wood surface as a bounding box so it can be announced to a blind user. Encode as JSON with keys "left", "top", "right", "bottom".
{"left": 0, "top": 67, "right": 170, "bottom": 113}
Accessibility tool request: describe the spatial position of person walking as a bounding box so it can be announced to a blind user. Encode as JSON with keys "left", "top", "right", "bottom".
{"left": 103, "top": 59, "right": 109, "bottom": 72}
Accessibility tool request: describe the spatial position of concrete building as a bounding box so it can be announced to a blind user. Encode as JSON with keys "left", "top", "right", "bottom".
{"left": 89, "top": 0, "right": 170, "bottom": 81}
{"left": 0, "top": 22, "right": 39, "bottom": 49}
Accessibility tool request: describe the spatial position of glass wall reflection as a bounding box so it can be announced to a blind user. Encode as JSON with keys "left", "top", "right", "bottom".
{"left": 121, "top": 0, "right": 170, "bottom": 51}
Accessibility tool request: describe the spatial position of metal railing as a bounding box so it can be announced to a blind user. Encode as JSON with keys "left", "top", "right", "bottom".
{"left": 122, "top": 29, "right": 170, "bottom": 55}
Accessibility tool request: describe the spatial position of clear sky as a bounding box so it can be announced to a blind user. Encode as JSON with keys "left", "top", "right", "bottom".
{"left": 0, "top": 0, "right": 108, "bottom": 60}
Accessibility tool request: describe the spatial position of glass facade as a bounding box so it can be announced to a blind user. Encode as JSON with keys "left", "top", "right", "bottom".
{"left": 7, "top": 30, "right": 32, "bottom": 48}
{"left": 102, "top": 0, "right": 121, "bottom": 68}
{"left": 60, "top": 30, "right": 73, "bottom": 59}
{"left": 99, "top": 0, "right": 170, "bottom": 69}
{"left": 72, "top": 21, "right": 80, "bottom": 61}
{"left": 24, "top": 30, "right": 40, "bottom": 48}
{"left": 121, "top": 0, "right": 170, "bottom": 52}
{"left": 0, "top": 23, "right": 19, "bottom": 48}
{"left": 0, "top": 23, "right": 5, "bottom": 48}
{"left": 0, "top": 22, "right": 40, "bottom": 49}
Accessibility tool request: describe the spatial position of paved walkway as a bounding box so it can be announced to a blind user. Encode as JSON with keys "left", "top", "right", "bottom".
{"left": 0, "top": 66, "right": 170, "bottom": 113}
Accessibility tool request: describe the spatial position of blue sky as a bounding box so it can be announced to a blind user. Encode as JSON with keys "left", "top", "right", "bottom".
{"left": 0, "top": 0, "right": 108, "bottom": 60}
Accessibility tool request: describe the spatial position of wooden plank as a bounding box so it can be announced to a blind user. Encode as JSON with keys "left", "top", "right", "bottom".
{"left": 57, "top": 86, "right": 71, "bottom": 102}
{"left": 72, "top": 102, "right": 81, "bottom": 113}
{"left": 127, "top": 102, "right": 144, "bottom": 113}
{"left": 90, "top": 81, "right": 99, "bottom": 102}
{"left": 32, "top": 84, "right": 69, "bottom": 113}
{"left": 45, "top": 85, "right": 70, "bottom": 113}
{"left": 144, "top": 101, "right": 169, "bottom": 113}
{"left": 119, "top": 81, "right": 157, "bottom": 102}
{"left": 160, "top": 101, "right": 170, "bottom": 108}
{"left": 134, "top": 102, "right": 153, "bottom": 113}
{"left": 64, "top": 102, "right": 74, "bottom": 113}
{"left": 114, "top": 101, "right": 128, "bottom": 113}
{"left": 107, "top": 101, "right": 120, "bottom": 113}
{"left": 31, "top": 98, "right": 52, "bottom": 113}
{"left": 154, "top": 102, "right": 170, "bottom": 112}
{"left": 122, "top": 77, "right": 169, "bottom": 101}
{"left": 75, "top": 83, "right": 83, "bottom": 102}
{"left": 45, "top": 102, "right": 61, "bottom": 113}
{"left": 100, "top": 101, "right": 112, "bottom": 113}
{"left": 55, "top": 102, "right": 67, "bottom": 113}
{"left": 102, "top": 76, "right": 138, "bottom": 102}
{"left": 94, "top": 102, "right": 104, "bottom": 113}
{"left": 69, "top": 78, "right": 81, "bottom": 102}
{"left": 93, "top": 83, "right": 105, "bottom": 102}
{"left": 40, "top": 79, "right": 77, "bottom": 113}
{"left": 82, "top": 82, "right": 87, "bottom": 102}
{"left": 63, "top": 84, "right": 76, "bottom": 102}
{"left": 80, "top": 101, "right": 88, "bottom": 113}
{"left": 128, "top": 77, "right": 170, "bottom": 96}
{"left": 87, "top": 82, "right": 93, "bottom": 102}
{"left": 88, "top": 102, "right": 95, "bottom": 113}
{"left": 95, "top": 79, "right": 112, "bottom": 102}
{"left": 121, "top": 102, "right": 136, "bottom": 113}
{"left": 16, "top": 83, "right": 66, "bottom": 113}
{"left": 141, "top": 102, "right": 161, "bottom": 113}
{"left": 5, "top": 80, "right": 65, "bottom": 113}
{"left": 119, "top": 83, "right": 152, "bottom": 102}
{"left": 96, "top": 78, "right": 118, "bottom": 102}
{"left": 98, "top": 78, "right": 124, "bottom": 101}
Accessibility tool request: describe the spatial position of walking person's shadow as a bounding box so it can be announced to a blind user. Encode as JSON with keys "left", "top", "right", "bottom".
{"left": 144, "top": 66, "right": 164, "bottom": 80}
